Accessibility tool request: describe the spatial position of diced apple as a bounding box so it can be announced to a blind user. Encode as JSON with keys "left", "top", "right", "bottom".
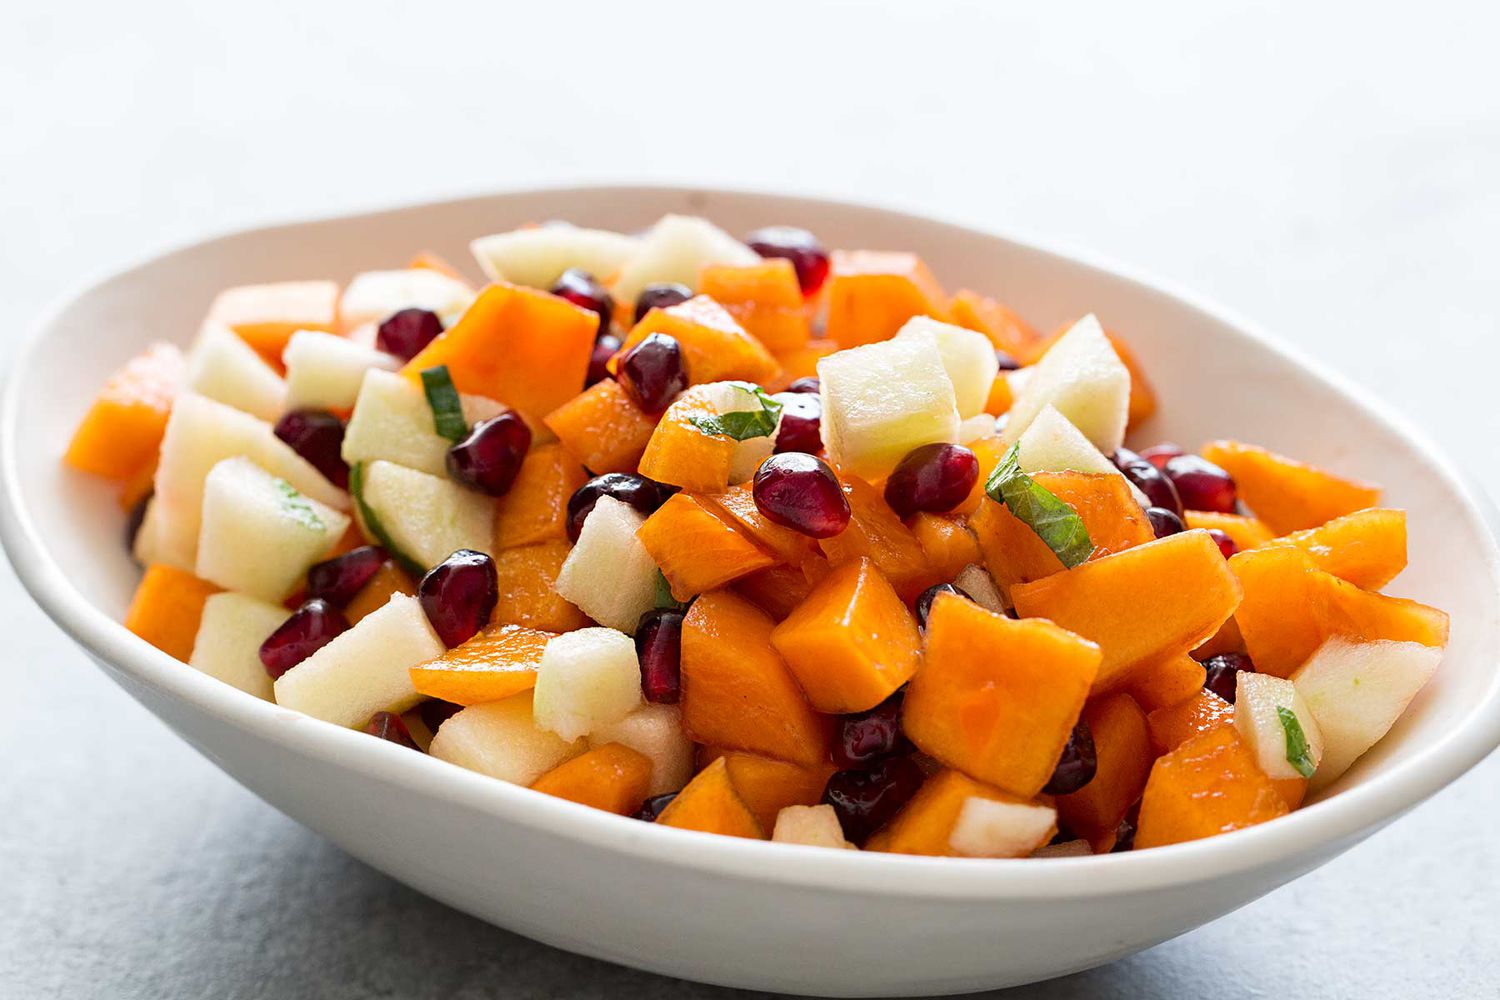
{"left": 196, "top": 457, "right": 350, "bottom": 601}
{"left": 273, "top": 593, "right": 445, "bottom": 727}
{"left": 957, "top": 414, "right": 999, "bottom": 444}
{"left": 588, "top": 704, "right": 695, "bottom": 796}
{"left": 1293, "top": 637, "right": 1442, "bottom": 791}
{"left": 342, "top": 369, "right": 504, "bottom": 477}
{"left": 531, "top": 627, "right": 644, "bottom": 741}
{"left": 1234, "top": 671, "right": 1325, "bottom": 782}
{"left": 611, "top": 214, "right": 759, "bottom": 305}
{"left": 1015, "top": 405, "right": 1149, "bottom": 507}
{"left": 429, "top": 690, "right": 584, "bottom": 785}
{"left": 772, "top": 804, "right": 855, "bottom": 849}
{"left": 188, "top": 591, "right": 288, "bottom": 700}
{"left": 356, "top": 460, "right": 495, "bottom": 571}
{"left": 947, "top": 796, "right": 1057, "bottom": 858}
{"left": 283, "top": 330, "right": 400, "bottom": 411}
{"left": 1001, "top": 314, "right": 1130, "bottom": 454}
{"left": 953, "top": 563, "right": 1007, "bottom": 614}
{"left": 701, "top": 381, "right": 785, "bottom": 483}
{"left": 131, "top": 495, "right": 167, "bottom": 565}
{"left": 896, "top": 317, "right": 999, "bottom": 419}
{"left": 338, "top": 268, "right": 475, "bottom": 329}
{"left": 184, "top": 322, "right": 286, "bottom": 422}
{"left": 553, "top": 496, "right": 658, "bottom": 632}
{"left": 470, "top": 224, "right": 640, "bottom": 290}
{"left": 818, "top": 331, "right": 960, "bottom": 480}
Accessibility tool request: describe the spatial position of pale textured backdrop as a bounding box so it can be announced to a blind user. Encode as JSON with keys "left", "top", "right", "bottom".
{"left": 2, "top": 1, "right": 1497, "bottom": 997}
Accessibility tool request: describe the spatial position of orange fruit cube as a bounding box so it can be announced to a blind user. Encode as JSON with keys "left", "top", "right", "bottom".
{"left": 705, "top": 750, "right": 835, "bottom": 832}
{"left": 492, "top": 443, "right": 589, "bottom": 549}
{"left": 656, "top": 755, "right": 766, "bottom": 838}
{"left": 345, "top": 560, "right": 416, "bottom": 624}
{"left": 824, "top": 250, "right": 949, "bottom": 347}
{"left": 409, "top": 623, "right": 554, "bottom": 705}
{"left": 543, "top": 378, "right": 658, "bottom": 474}
{"left": 1183, "top": 510, "right": 1275, "bottom": 551}
{"left": 531, "top": 742, "right": 654, "bottom": 816}
{"left": 1146, "top": 689, "right": 1234, "bottom": 755}
{"left": 1127, "top": 653, "right": 1208, "bottom": 713}
{"left": 1265, "top": 507, "right": 1407, "bottom": 590}
{"left": 947, "top": 290, "right": 1044, "bottom": 360}
{"left": 818, "top": 475, "right": 938, "bottom": 602}
{"left": 702, "top": 484, "right": 817, "bottom": 566}
{"left": 1134, "top": 726, "right": 1288, "bottom": 849}
{"left": 65, "top": 343, "right": 185, "bottom": 482}
{"left": 908, "top": 513, "right": 981, "bottom": 583}
{"left": 493, "top": 541, "right": 590, "bottom": 632}
{"left": 636, "top": 385, "right": 740, "bottom": 493}
{"left": 619, "top": 294, "right": 780, "bottom": 387}
{"left": 636, "top": 493, "right": 777, "bottom": 602}
{"left": 1200, "top": 440, "right": 1381, "bottom": 534}
{"left": 733, "top": 563, "right": 815, "bottom": 622}
{"left": 772, "top": 339, "right": 837, "bottom": 383}
{"left": 699, "top": 259, "right": 811, "bottom": 355}
{"left": 865, "top": 769, "right": 1049, "bottom": 856}
{"left": 124, "top": 564, "right": 223, "bottom": 662}
{"left": 1056, "top": 693, "right": 1154, "bottom": 839}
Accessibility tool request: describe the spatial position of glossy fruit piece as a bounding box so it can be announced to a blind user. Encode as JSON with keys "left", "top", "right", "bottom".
{"left": 679, "top": 590, "right": 832, "bottom": 767}
{"left": 617, "top": 295, "right": 780, "bottom": 388}
{"left": 124, "top": 564, "right": 223, "bottom": 662}
{"left": 545, "top": 378, "right": 657, "bottom": 475}
{"left": 549, "top": 268, "right": 614, "bottom": 337}
{"left": 1055, "top": 693, "right": 1153, "bottom": 839}
{"left": 446, "top": 412, "right": 533, "bottom": 497}
{"left": 402, "top": 282, "right": 597, "bottom": 428}
{"left": 1193, "top": 614, "right": 1247, "bottom": 661}
{"left": 1145, "top": 506, "right": 1186, "bottom": 539}
{"left": 565, "top": 472, "right": 667, "bottom": 544}
{"left": 1266, "top": 507, "right": 1407, "bottom": 590}
{"left": 884, "top": 444, "right": 979, "bottom": 519}
{"left": 953, "top": 434, "right": 1007, "bottom": 515}
{"left": 1184, "top": 510, "right": 1275, "bottom": 551}
{"left": 1011, "top": 530, "right": 1243, "bottom": 693}
{"left": 1161, "top": 454, "right": 1238, "bottom": 515}
{"left": 700, "top": 259, "right": 811, "bottom": 353}
{"left": 732, "top": 563, "right": 815, "bottom": 621}
{"left": 1146, "top": 689, "right": 1234, "bottom": 755}
{"left": 707, "top": 751, "right": 835, "bottom": 832}
{"left": 908, "top": 514, "right": 981, "bottom": 584}
{"left": 753, "top": 453, "right": 852, "bottom": 540}
{"left": 1112, "top": 446, "right": 1181, "bottom": 515}
{"left": 867, "top": 769, "right": 1056, "bottom": 858}
{"left": 946, "top": 289, "right": 1046, "bottom": 360}
{"left": 345, "top": 559, "right": 417, "bottom": 624}
{"left": 632, "top": 282, "right": 693, "bottom": 325}
{"left": 273, "top": 409, "right": 350, "bottom": 490}
{"left": 492, "top": 540, "right": 591, "bottom": 633}
{"left": 824, "top": 250, "right": 949, "bottom": 348}
{"left": 1206, "top": 529, "right": 1238, "bottom": 559}
{"left": 655, "top": 756, "right": 766, "bottom": 838}
{"left": 895, "top": 317, "right": 1000, "bottom": 420}
{"left": 1201, "top": 651, "right": 1254, "bottom": 702}
{"left": 771, "top": 390, "right": 822, "bottom": 454}
{"left": 904, "top": 593, "right": 1101, "bottom": 796}
{"left": 832, "top": 691, "right": 910, "bottom": 769}
{"left": 983, "top": 373, "right": 1015, "bottom": 417}
{"left": 1127, "top": 653, "right": 1209, "bottom": 713}
{"left": 306, "top": 545, "right": 387, "bottom": 607}
{"left": 492, "top": 443, "right": 590, "bottom": 549}
{"left": 817, "top": 475, "right": 937, "bottom": 602}
{"left": 636, "top": 493, "right": 777, "bottom": 602}
{"left": 914, "top": 583, "right": 968, "bottom": 631}
{"left": 417, "top": 549, "right": 499, "bottom": 648}
{"left": 822, "top": 755, "right": 926, "bottom": 844}
{"left": 616, "top": 333, "right": 690, "bottom": 413}
{"left": 363, "top": 711, "right": 421, "bottom": 750}
{"left": 376, "top": 308, "right": 445, "bottom": 362}
{"left": 260, "top": 599, "right": 351, "bottom": 679}
{"left": 530, "top": 742, "right": 654, "bottom": 816}
{"left": 1229, "top": 545, "right": 1448, "bottom": 678}
{"left": 207, "top": 280, "right": 338, "bottom": 369}
{"left": 635, "top": 609, "right": 684, "bottom": 704}
{"left": 1201, "top": 440, "right": 1381, "bottom": 535}
{"left": 635, "top": 385, "right": 746, "bottom": 493}
{"left": 701, "top": 483, "right": 817, "bottom": 565}
{"left": 1042, "top": 721, "right": 1098, "bottom": 796}
{"left": 1134, "top": 726, "right": 1289, "bottom": 849}
{"left": 744, "top": 226, "right": 831, "bottom": 296}
{"left": 408, "top": 623, "right": 553, "bottom": 705}
{"left": 65, "top": 343, "right": 184, "bottom": 482}
{"left": 771, "top": 339, "right": 838, "bottom": 383}
{"left": 770, "top": 557, "right": 922, "bottom": 714}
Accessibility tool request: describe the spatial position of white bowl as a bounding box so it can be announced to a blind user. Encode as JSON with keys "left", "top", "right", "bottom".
{"left": 4, "top": 186, "right": 1499, "bottom": 997}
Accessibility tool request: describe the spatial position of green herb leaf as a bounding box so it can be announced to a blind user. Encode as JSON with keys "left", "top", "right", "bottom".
{"left": 984, "top": 444, "right": 1094, "bottom": 568}
{"left": 273, "top": 477, "right": 325, "bottom": 532}
{"left": 1277, "top": 706, "right": 1317, "bottom": 779}
{"left": 421, "top": 365, "right": 468, "bottom": 442}
{"left": 653, "top": 569, "right": 688, "bottom": 611}
{"left": 688, "top": 385, "right": 784, "bottom": 441}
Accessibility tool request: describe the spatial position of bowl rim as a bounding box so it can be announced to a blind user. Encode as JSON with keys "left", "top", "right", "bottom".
{"left": 5, "top": 182, "right": 1499, "bottom": 901}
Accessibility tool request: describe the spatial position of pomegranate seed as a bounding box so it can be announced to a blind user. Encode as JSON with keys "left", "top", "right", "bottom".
{"left": 1139, "top": 442, "right": 1185, "bottom": 469}
{"left": 633, "top": 283, "right": 692, "bottom": 324}
{"left": 418, "top": 549, "right": 498, "bottom": 648}
{"left": 1163, "top": 455, "right": 1238, "bottom": 513}
{"left": 566, "top": 473, "right": 667, "bottom": 542}
{"left": 260, "top": 599, "right": 349, "bottom": 678}
{"left": 376, "top": 308, "right": 444, "bottom": 361}
{"left": 447, "top": 412, "right": 532, "bottom": 496}
{"left": 617, "top": 333, "right": 688, "bottom": 413}
{"left": 586, "top": 332, "right": 622, "bottom": 388}
{"left": 1207, "top": 528, "right": 1238, "bottom": 559}
{"left": 752, "top": 453, "right": 851, "bottom": 538}
{"left": 635, "top": 792, "right": 677, "bottom": 822}
{"left": 914, "top": 583, "right": 971, "bottom": 630}
{"left": 635, "top": 609, "right": 684, "bottom": 704}
{"left": 364, "top": 711, "right": 420, "bottom": 750}
{"left": 994, "top": 350, "right": 1021, "bottom": 371}
{"left": 306, "top": 545, "right": 386, "bottom": 607}
{"left": 822, "top": 755, "right": 924, "bottom": 843}
{"left": 883, "top": 443, "right": 979, "bottom": 519}
{"left": 1043, "top": 721, "right": 1098, "bottom": 795}
{"left": 273, "top": 410, "right": 349, "bottom": 489}
{"left": 744, "top": 226, "right": 830, "bottom": 296}
{"left": 549, "top": 267, "right": 614, "bottom": 337}
{"left": 772, "top": 391, "right": 822, "bottom": 454}
{"left": 1111, "top": 447, "right": 1182, "bottom": 515}
{"left": 125, "top": 491, "right": 152, "bottom": 554}
{"left": 832, "top": 691, "right": 911, "bottom": 769}
{"left": 419, "top": 699, "right": 463, "bottom": 733}
{"left": 785, "top": 376, "right": 820, "bottom": 394}
{"left": 1202, "top": 652, "right": 1254, "bottom": 703}
{"left": 1145, "top": 506, "right": 1186, "bottom": 539}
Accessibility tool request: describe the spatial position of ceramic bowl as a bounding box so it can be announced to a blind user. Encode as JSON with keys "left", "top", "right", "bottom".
{"left": 4, "top": 186, "right": 1498, "bottom": 996}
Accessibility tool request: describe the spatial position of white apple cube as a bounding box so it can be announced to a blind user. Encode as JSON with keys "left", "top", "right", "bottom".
{"left": 356, "top": 460, "right": 495, "bottom": 571}
{"left": 338, "top": 268, "right": 475, "bottom": 329}
{"left": 948, "top": 796, "right": 1057, "bottom": 858}
{"left": 554, "top": 496, "right": 658, "bottom": 633}
{"left": 1001, "top": 314, "right": 1130, "bottom": 454}
{"left": 818, "top": 331, "right": 960, "bottom": 480}
{"left": 896, "top": 317, "right": 1000, "bottom": 419}
{"left": 471, "top": 224, "right": 640, "bottom": 291}
{"left": 429, "top": 690, "right": 584, "bottom": 785}
{"left": 282, "top": 330, "right": 400, "bottom": 411}
{"left": 1293, "top": 637, "right": 1442, "bottom": 791}
{"left": 957, "top": 415, "right": 999, "bottom": 445}
{"left": 184, "top": 322, "right": 286, "bottom": 422}
{"left": 611, "top": 214, "right": 759, "bottom": 305}
{"left": 196, "top": 458, "right": 350, "bottom": 601}
{"left": 953, "top": 563, "right": 1007, "bottom": 614}
{"left": 1015, "top": 405, "right": 1149, "bottom": 507}
{"left": 772, "top": 804, "right": 854, "bottom": 849}
{"left": 273, "top": 593, "right": 445, "bottom": 727}
{"left": 531, "top": 627, "right": 643, "bottom": 742}
{"left": 131, "top": 496, "right": 167, "bottom": 566}
{"left": 588, "top": 704, "right": 695, "bottom": 796}
{"left": 188, "top": 591, "right": 289, "bottom": 701}
{"left": 342, "top": 369, "right": 504, "bottom": 477}
{"left": 1235, "top": 671, "right": 1326, "bottom": 782}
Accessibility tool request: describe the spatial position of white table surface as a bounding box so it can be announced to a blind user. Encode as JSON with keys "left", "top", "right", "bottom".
{"left": 3, "top": 2, "right": 1497, "bottom": 997}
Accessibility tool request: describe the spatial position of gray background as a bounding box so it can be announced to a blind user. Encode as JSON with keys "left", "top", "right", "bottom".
{"left": 3, "top": 1, "right": 1497, "bottom": 997}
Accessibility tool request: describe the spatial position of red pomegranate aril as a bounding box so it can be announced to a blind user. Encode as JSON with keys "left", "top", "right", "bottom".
{"left": 832, "top": 691, "right": 911, "bottom": 770}
{"left": 306, "top": 545, "right": 387, "bottom": 607}
{"left": 1163, "top": 454, "right": 1238, "bottom": 513}
{"left": 822, "top": 755, "right": 925, "bottom": 844}
{"left": 549, "top": 267, "right": 614, "bottom": 337}
{"left": 1042, "top": 720, "right": 1098, "bottom": 795}
{"left": 1111, "top": 447, "right": 1182, "bottom": 515}
{"left": 1111, "top": 816, "right": 1137, "bottom": 853}
{"left": 566, "top": 473, "right": 667, "bottom": 542}
{"left": 772, "top": 391, "right": 822, "bottom": 455}
{"left": 1202, "top": 652, "right": 1255, "bottom": 703}
{"left": 914, "top": 582, "right": 971, "bottom": 630}
{"left": 586, "top": 332, "right": 622, "bottom": 388}
{"left": 1145, "top": 506, "right": 1186, "bottom": 539}
{"left": 364, "top": 711, "right": 421, "bottom": 750}
{"left": 617, "top": 333, "right": 689, "bottom": 413}
{"left": 418, "top": 549, "right": 499, "bottom": 648}
{"left": 376, "top": 307, "right": 444, "bottom": 362}
{"left": 752, "top": 453, "right": 851, "bottom": 539}
{"left": 260, "top": 599, "right": 349, "bottom": 679}
{"left": 273, "top": 409, "right": 349, "bottom": 489}
{"left": 419, "top": 698, "right": 463, "bottom": 734}
{"left": 884, "top": 443, "right": 979, "bottom": 519}
{"left": 784, "top": 376, "right": 820, "bottom": 394}
{"left": 744, "top": 225, "right": 831, "bottom": 296}
{"left": 635, "top": 792, "right": 678, "bottom": 822}
{"left": 994, "top": 350, "right": 1022, "bottom": 371}
{"left": 635, "top": 609, "right": 684, "bottom": 704}
{"left": 446, "top": 411, "right": 532, "bottom": 496}
{"left": 1206, "top": 528, "right": 1238, "bottom": 559}
{"left": 633, "top": 283, "right": 692, "bottom": 324}
{"left": 1139, "top": 442, "right": 1185, "bottom": 469}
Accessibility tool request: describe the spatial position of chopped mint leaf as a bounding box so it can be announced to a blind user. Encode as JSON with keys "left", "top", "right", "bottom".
{"left": 653, "top": 569, "right": 688, "bottom": 611}
{"left": 273, "top": 478, "right": 324, "bottom": 532}
{"left": 420, "top": 365, "right": 468, "bottom": 442}
{"left": 984, "top": 444, "right": 1094, "bottom": 569}
{"left": 1277, "top": 706, "right": 1317, "bottom": 779}
{"left": 688, "top": 384, "right": 784, "bottom": 441}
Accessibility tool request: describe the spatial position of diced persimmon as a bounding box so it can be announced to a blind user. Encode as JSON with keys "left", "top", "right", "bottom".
{"left": 866, "top": 769, "right": 1045, "bottom": 856}
{"left": 1184, "top": 510, "right": 1275, "bottom": 551}
{"left": 1011, "top": 530, "right": 1243, "bottom": 692}
{"left": 733, "top": 563, "right": 815, "bottom": 621}
{"left": 1265, "top": 508, "right": 1407, "bottom": 590}
{"left": 656, "top": 756, "right": 766, "bottom": 839}
{"left": 493, "top": 443, "right": 589, "bottom": 549}
{"left": 1127, "top": 653, "right": 1208, "bottom": 713}
{"left": 983, "top": 375, "right": 1014, "bottom": 417}
{"left": 345, "top": 560, "right": 416, "bottom": 624}
{"left": 713, "top": 751, "right": 834, "bottom": 832}
{"left": 1134, "top": 726, "right": 1288, "bottom": 849}
{"left": 65, "top": 343, "right": 185, "bottom": 482}
{"left": 770, "top": 558, "right": 922, "bottom": 714}
{"left": 824, "top": 250, "right": 949, "bottom": 348}
{"left": 544, "top": 379, "right": 658, "bottom": 474}
{"left": 119, "top": 457, "right": 159, "bottom": 511}
{"left": 903, "top": 594, "right": 1100, "bottom": 797}
{"left": 699, "top": 260, "right": 811, "bottom": 355}
{"left": 680, "top": 590, "right": 832, "bottom": 767}
{"left": 636, "top": 385, "right": 739, "bottom": 492}
{"left": 327, "top": 522, "right": 369, "bottom": 558}
{"left": 530, "top": 742, "right": 653, "bottom": 816}
{"left": 954, "top": 434, "right": 1007, "bottom": 515}
{"left": 948, "top": 290, "right": 1045, "bottom": 360}
{"left": 493, "top": 540, "right": 591, "bottom": 632}
{"left": 1200, "top": 440, "right": 1381, "bottom": 535}
{"left": 619, "top": 295, "right": 780, "bottom": 387}
{"left": 402, "top": 282, "right": 597, "bottom": 427}
{"left": 909, "top": 514, "right": 981, "bottom": 582}
{"left": 1272, "top": 776, "right": 1308, "bottom": 810}
{"left": 407, "top": 250, "right": 469, "bottom": 283}
{"left": 1229, "top": 546, "right": 1447, "bottom": 678}
{"left": 1146, "top": 690, "right": 1233, "bottom": 755}
{"left": 208, "top": 280, "right": 339, "bottom": 369}
{"left": 124, "top": 564, "right": 222, "bottom": 662}
{"left": 1056, "top": 693, "right": 1153, "bottom": 839}
{"left": 636, "top": 493, "right": 776, "bottom": 602}
{"left": 970, "top": 472, "right": 1155, "bottom": 601}
{"left": 818, "top": 475, "right": 937, "bottom": 602}
{"left": 772, "top": 339, "right": 838, "bottom": 383}
{"left": 702, "top": 484, "right": 817, "bottom": 565}
{"left": 409, "top": 623, "right": 554, "bottom": 705}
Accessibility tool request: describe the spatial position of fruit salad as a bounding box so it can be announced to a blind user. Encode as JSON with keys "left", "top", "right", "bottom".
{"left": 64, "top": 214, "right": 1450, "bottom": 857}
